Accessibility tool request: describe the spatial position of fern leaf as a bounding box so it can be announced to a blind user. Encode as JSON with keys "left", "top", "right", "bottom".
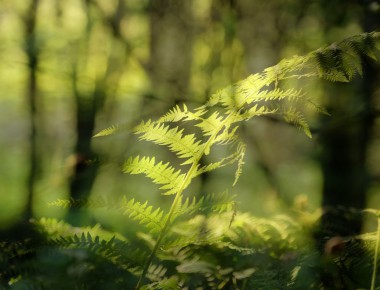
{"left": 134, "top": 121, "right": 203, "bottom": 163}
{"left": 158, "top": 104, "right": 206, "bottom": 123}
{"left": 195, "top": 151, "right": 240, "bottom": 177}
{"left": 195, "top": 111, "right": 225, "bottom": 137}
{"left": 237, "top": 104, "right": 277, "bottom": 121}
{"left": 94, "top": 124, "right": 123, "bottom": 137}
{"left": 120, "top": 197, "right": 166, "bottom": 234}
{"left": 195, "top": 141, "right": 245, "bottom": 184}
{"left": 146, "top": 263, "right": 168, "bottom": 282}
{"left": 48, "top": 196, "right": 116, "bottom": 209}
{"left": 48, "top": 197, "right": 88, "bottom": 208}
{"left": 343, "top": 32, "right": 380, "bottom": 61}
{"left": 233, "top": 142, "right": 246, "bottom": 186}
{"left": 313, "top": 45, "right": 353, "bottom": 82}
{"left": 177, "top": 191, "right": 236, "bottom": 217}
{"left": 123, "top": 156, "right": 185, "bottom": 195}
{"left": 282, "top": 108, "right": 312, "bottom": 138}
{"left": 305, "top": 98, "right": 330, "bottom": 116}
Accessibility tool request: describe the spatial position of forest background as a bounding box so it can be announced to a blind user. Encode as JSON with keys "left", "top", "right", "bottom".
{"left": 0, "top": 0, "right": 380, "bottom": 241}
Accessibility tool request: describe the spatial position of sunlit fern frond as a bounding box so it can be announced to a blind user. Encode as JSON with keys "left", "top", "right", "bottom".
{"left": 134, "top": 121, "right": 203, "bottom": 164}
{"left": 235, "top": 104, "right": 277, "bottom": 122}
{"left": 123, "top": 156, "right": 186, "bottom": 195}
{"left": 158, "top": 104, "right": 206, "bottom": 123}
{"left": 93, "top": 124, "right": 130, "bottom": 137}
{"left": 146, "top": 263, "right": 168, "bottom": 283}
{"left": 144, "top": 276, "right": 182, "bottom": 290}
{"left": 51, "top": 233, "right": 147, "bottom": 273}
{"left": 119, "top": 197, "right": 166, "bottom": 235}
{"left": 34, "top": 217, "right": 127, "bottom": 242}
{"left": 34, "top": 218, "right": 148, "bottom": 274}
{"left": 194, "top": 142, "right": 244, "bottom": 178}
{"left": 282, "top": 107, "right": 312, "bottom": 138}
{"left": 161, "top": 215, "right": 232, "bottom": 250}
{"left": 48, "top": 196, "right": 115, "bottom": 209}
{"left": 177, "top": 191, "right": 236, "bottom": 218}
{"left": 195, "top": 111, "right": 225, "bottom": 137}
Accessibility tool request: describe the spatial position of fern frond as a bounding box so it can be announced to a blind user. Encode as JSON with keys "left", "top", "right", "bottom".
{"left": 195, "top": 146, "right": 242, "bottom": 177}
{"left": 313, "top": 45, "right": 353, "bottom": 82}
{"left": 233, "top": 142, "right": 246, "bottom": 186}
{"left": 119, "top": 197, "right": 166, "bottom": 235}
{"left": 342, "top": 31, "right": 380, "bottom": 61}
{"left": 51, "top": 233, "right": 147, "bottom": 271}
{"left": 195, "top": 111, "right": 225, "bottom": 137}
{"left": 35, "top": 217, "right": 127, "bottom": 242}
{"left": 134, "top": 121, "right": 203, "bottom": 164}
{"left": 178, "top": 191, "right": 236, "bottom": 217}
{"left": 94, "top": 124, "right": 126, "bottom": 137}
{"left": 305, "top": 98, "right": 331, "bottom": 116}
{"left": 35, "top": 218, "right": 148, "bottom": 274}
{"left": 123, "top": 156, "right": 185, "bottom": 195}
{"left": 236, "top": 104, "right": 277, "bottom": 122}
{"left": 264, "top": 54, "right": 313, "bottom": 81}
{"left": 144, "top": 276, "right": 181, "bottom": 290}
{"left": 282, "top": 107, "right": 312, "bottom": 138}
{"left": 48, "top": 197, "right": 88, "bottom": 208}
{"left": 48, "top": 196, "right": 114, "bottom": 209}
{"left": 311, "top": 32, "right": 380, "bottom": 82}
{"left": 158, "top": 104, "right": 206, "bottom": 123}
{"left": 146, "top": 263, "right": 168, "bottom": 282}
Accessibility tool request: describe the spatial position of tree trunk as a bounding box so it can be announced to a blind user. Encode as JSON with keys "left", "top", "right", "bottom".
{"left": 146, "top": 0, "right": 194, "bottom": 110}
{"left": 318, "top": 0, "right": 379, "bottom": 239}
{"left": 24, "top": 0, "right": 40, "bottom": 222}
{"left": 67, "top": 0, "right": 129, "bottom": 225}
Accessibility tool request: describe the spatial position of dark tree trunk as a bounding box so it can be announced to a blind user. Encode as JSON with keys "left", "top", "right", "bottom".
{"left": 318, "top": 0, "right": 379, "bottom": 239}
{"left": 146, "top": 0, "right": 194, "bottom": 109}
{"left": 315, "top": 1, "right": 379, "bottom": 288}
{"left": 24, "top": 0, "right": 40, "bottom": 222}
{"left": 67, "top": 0, "right": 129, "bottom": 225}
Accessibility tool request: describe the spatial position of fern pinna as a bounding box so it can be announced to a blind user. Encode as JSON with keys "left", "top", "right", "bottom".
{"left": 48, "top": 32, "right": 380, "bottom": 289}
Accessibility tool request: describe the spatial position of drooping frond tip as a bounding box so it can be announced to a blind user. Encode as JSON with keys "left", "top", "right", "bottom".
{"left": 312, "top": 32, "right": 380, "bottom": 82}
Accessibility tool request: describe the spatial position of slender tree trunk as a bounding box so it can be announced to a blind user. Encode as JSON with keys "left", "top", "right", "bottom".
{"left": 24, "top": 0, "right": 40, "bottom": 222}
{"left": 316, "top": 1, "right": 379, "bottom": 288}
{"left": 67, "top": 1, "right": 102, "bottom": 224}
{"left": 67, "top": 0, "right": 128, "bottom": 224}
{"left": 318, "top": 0, "right": 379, "bottom": 239}
{"left": 146, "top": 0, "right": 194, "bottom": 110}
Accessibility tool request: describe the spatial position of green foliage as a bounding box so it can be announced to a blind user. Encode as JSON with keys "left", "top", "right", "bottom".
{"left": 2, "top": 32, "right": 380, "bottom": 289}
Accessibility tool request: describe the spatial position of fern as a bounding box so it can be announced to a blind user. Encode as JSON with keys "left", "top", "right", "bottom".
{"left": 127, "top": 31, "right": 380, "bottom": 289}
{"left": 119, "top": 197, "right": 166, "bottom": 235}
{"left": 41, "top": 32, "right": 380, "bottom": 289}
{"left": 123, "top": 156, "right": 185, "bottom": 195}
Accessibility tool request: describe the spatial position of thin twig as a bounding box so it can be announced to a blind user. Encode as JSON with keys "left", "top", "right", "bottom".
{"left": 371, "top": 216, "right": 380, "bottom": 290}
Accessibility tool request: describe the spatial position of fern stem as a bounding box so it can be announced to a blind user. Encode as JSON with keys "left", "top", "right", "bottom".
{"left": 135, "top": 188, "right": 183, "bottom": 289}
{"left": 371, "top": 216, "right": 380, "bottom": 290}
{"left": 135, "top": 114, "right": 233, "bottom": 289}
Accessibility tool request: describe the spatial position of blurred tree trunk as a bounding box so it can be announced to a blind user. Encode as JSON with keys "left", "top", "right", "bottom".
{"left": 317, "top": 1, "right": 379, "bottom": 239}
{"left": 68, "top": 0, "right": 128, "bottom": 224}
{"left": 145, "top": 0, "right": 194, "bottom": 111}
{"left": 24, "top": 0, "right": 40, "bottom": 222}
{"left": 235, "top": 0, "right": 307, "bottom": 202}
